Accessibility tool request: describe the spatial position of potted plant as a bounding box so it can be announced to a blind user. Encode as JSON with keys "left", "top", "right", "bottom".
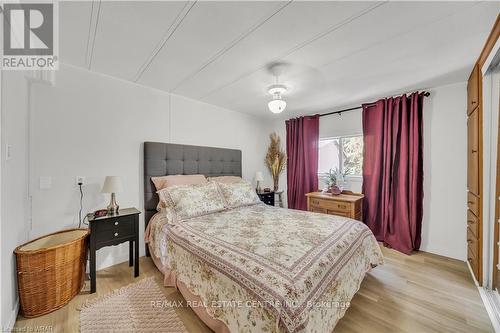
{"left": 265, "top": 132, "right": 286, "bottom": 192}
{"left": 326, "top": 167, "right": 347, "bottom": 195}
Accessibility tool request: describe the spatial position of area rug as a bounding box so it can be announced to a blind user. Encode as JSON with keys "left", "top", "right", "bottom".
{"left": 80, "top": 277, "right": 188, "bottom": 333}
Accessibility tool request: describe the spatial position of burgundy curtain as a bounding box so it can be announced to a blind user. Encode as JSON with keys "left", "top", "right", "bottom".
{"left": 362, "top": 92, "right": 424, "bottom": 255}
{"left": 286, "top": 115, "right": 320, "bottom": 210}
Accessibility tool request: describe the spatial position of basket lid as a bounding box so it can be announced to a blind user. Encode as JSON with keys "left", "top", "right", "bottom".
{"left": 16, "top": 229, "right": 89, "bottom": 252}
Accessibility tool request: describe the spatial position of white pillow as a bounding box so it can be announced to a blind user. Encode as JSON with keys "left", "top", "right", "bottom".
{"left": 157, "top": 182, "right": 226, "bottom": 220}
{"left": 217, "top": 181, "right": 261, "bottom": 209}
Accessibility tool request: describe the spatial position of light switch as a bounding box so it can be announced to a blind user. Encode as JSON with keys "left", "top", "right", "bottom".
{"left": 39, "top": 176, "right": 51, "bottom": 190}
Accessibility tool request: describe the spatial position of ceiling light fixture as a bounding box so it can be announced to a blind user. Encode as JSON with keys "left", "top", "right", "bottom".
{"left": 267, "top": 83, "right": 287, "bottom": 114}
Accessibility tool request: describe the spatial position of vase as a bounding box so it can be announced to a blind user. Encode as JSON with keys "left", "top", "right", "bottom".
{"left": 329, "top": 185, "right": 342, "bottom": 195}
{"left": 273, "top": 177, "right": 279, "bottom": 192}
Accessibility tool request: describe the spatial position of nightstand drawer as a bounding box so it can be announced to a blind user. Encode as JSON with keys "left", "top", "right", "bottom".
{"left": 93, "top": 216, "right": 135, "bottom": 243}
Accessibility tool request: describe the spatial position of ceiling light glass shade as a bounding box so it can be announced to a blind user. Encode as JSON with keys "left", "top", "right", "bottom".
{"left": 268, "top": 98, "right": 287, "bottom": 113}
{"left": 268, "top": 84, "right": 287, "bottom": 96}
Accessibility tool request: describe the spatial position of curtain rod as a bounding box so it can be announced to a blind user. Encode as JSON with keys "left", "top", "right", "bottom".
{"left": 319, "top": 91, "right": 430, "bottom": 118}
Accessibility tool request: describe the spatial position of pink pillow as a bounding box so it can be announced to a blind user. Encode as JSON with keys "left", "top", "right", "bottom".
{"left": 209, "top": 176, "right": 243, "bottom": 184}
{"left": 151, "top": 174, "right": 207, "bottom": 191}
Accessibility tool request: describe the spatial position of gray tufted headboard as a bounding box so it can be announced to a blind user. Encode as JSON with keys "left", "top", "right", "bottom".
{"left": 143, "top": 141, "right": 242, "bottom": 232}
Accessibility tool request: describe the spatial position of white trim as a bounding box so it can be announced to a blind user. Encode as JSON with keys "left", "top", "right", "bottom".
{"left": 481, "top": 37, "right": 500, "bottom": 75}
{"left": 469, "top": 260, "right": 500, "bottom": 332}
{"left": 478, "top": 288, "right": 500, "bottom": 333}
{"left": 6, "top": 298, "right": 19, "bottom": 331}
{"left": 467, "top": 260, "right": 480, "bottom": 286}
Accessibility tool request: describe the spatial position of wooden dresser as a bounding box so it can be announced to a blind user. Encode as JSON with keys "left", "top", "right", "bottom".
{"left": 305, "top": 192, "right": 364, "bottom": 221}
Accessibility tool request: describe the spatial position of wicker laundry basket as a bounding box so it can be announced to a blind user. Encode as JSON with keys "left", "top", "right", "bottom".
{"left": 14, "top": 228, "right": 89, "bottom": 318}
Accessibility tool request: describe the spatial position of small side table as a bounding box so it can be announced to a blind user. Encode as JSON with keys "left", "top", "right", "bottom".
{"left": 88, "top": 207, "right": 141, "bottom": 293}
{"left": 257, "top": 191, "right": 275, "bottom": 206}
{"left": 274, "top": 190, "right": 284, "bottom": 208}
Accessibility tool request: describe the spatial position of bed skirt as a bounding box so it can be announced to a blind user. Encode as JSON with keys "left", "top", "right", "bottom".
{"left": 149, "top": 244, "right": 231, "bottom": 333}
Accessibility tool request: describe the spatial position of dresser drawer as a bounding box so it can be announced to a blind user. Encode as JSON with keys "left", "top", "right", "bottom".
{"left": 467, "top": 210, "right": 479, "bottom": 238}
{"left": 327, "top": 210, "right": 350, "bottom": 218}
{"left": 467, "top": 192, "right": 479, "bottom": 217}
{"left": 309, "top": 198, "right": 350, "bottom": 213}
{"left": 310, "top": 207, "right": 327, "bottom": 214}
{"left": 93, "top": 215, "right": 135, "bottom": 243}
{"left": 467, "top": 229, "right": 479, "bottom": 260}
{"left": 467, "top": 255, "right": 479, "bottom": 280}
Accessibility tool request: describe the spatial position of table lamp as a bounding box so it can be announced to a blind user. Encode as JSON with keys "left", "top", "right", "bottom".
{"left": 255, "top": 171, "right": 264, "bottom": 193}
{"left": 101, "top": 176, "right": 123, "bottom": 215}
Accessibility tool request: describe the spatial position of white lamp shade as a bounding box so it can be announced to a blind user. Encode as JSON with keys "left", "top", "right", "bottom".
{"left": 268, "top": 99, "right": 286, "bottom": 114}
{"left": 101, "top": 176, "right": 123, "bottom": 193}
{"left": 255, "top": 171, "right": 264, "bottom": 182}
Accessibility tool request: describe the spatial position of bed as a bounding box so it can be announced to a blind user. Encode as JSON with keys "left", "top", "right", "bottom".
{"left": 143, "top": 142, "right": 383, "bottom": 333}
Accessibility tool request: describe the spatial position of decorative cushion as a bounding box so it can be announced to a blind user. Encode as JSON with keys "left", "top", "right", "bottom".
{"left": 208, "top": 176, "right": 243, "bottom": 184}
{"left": 217, "top": 181, "right": 261, "bottom": 208}
{"left": 157, "top": 182, "right": 226, "bottom": 220}
{"left": 151, "top": 174, "right": 207, "bottom": 191}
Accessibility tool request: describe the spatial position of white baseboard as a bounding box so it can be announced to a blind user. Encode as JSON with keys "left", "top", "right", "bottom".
{"left": 466, "top": 260, "right": 480, "bottom": 286}
{"left": 5, "top": 298, "right": 19, "bottom": 332}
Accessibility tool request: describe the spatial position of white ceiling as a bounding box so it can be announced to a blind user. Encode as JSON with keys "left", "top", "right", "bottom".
{"left": 60, "top": 1, "right": 500, "bottom": 119}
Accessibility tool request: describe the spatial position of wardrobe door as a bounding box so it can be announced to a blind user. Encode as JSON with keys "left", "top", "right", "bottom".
{"left": 467, "top": 109, "right": 479, "bottom": 196}
{"left": 467, "top": 65, "right": 480, "bottom": 115}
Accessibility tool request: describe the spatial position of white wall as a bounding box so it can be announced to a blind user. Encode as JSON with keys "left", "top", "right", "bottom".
{"left": 30, "top": 64, "right": 268, "bottom": 270}
{"left": 421, "top": 82, "right": 467, "bottom": 260}
{"left": 1, "top": 71, "right": 30, "bottom": 330}
{"left": 268, "top": 82, "right": 467, "bottom": 260}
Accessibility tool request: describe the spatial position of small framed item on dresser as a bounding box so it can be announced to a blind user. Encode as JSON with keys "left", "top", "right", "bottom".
{"left": 88, "top": 207, "right": 141, "bottom": 293}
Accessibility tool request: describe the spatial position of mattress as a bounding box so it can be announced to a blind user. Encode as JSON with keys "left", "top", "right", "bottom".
{"left": 147, "top": 204, "right": 383, "bottom": 333}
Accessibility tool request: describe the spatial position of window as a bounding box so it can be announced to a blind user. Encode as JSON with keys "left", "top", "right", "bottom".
{"left": 318, "top": 135, "right": 363, "bottom": 177}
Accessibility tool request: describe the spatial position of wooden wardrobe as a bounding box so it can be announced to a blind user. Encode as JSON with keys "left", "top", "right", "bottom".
{"left": 467, "top": 64, "right": 483, "bottom": 283}
{"left": 466, "top": 15, "right": 499, "bottom": 285}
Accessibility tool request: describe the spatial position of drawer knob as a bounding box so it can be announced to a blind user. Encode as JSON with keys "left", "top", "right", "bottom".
{"left": 114, "top": 221, "right": 119, "bottom": 226}
{"left": 114, "top": 232, "right": 119, "bottom": 237}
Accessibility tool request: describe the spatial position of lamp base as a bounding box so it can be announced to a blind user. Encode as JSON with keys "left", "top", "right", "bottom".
{"left": 107, "top": 192, "right": 119, "bottom": 215}
{"left": 256, "top": 181, "right": 262, "bottom": 194}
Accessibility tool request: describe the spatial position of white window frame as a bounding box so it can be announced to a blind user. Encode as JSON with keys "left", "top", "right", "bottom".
{"left": 318, "top": 134, "right": 363, "bottom": 179}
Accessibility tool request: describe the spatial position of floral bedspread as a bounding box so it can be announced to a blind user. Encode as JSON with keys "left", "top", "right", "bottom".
{"left": 151, "top": 204, "right": 383, "bottom": 333}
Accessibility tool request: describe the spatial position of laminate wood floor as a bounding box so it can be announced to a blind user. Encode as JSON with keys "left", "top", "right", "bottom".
{"left": 14, "top": 246, "right": 493, "bottom": 333}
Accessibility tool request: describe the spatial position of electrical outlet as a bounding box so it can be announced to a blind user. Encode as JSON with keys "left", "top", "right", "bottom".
{"left": 76, "top": 176, "right": 85, "bottom": 186}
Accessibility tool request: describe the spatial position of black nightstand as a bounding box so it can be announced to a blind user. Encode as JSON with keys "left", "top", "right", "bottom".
{"left": 257, "top": 191, "right": 275, "bottom": 206}
{"left": 88, "top": 207, "right": 140, "bottom": 293}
